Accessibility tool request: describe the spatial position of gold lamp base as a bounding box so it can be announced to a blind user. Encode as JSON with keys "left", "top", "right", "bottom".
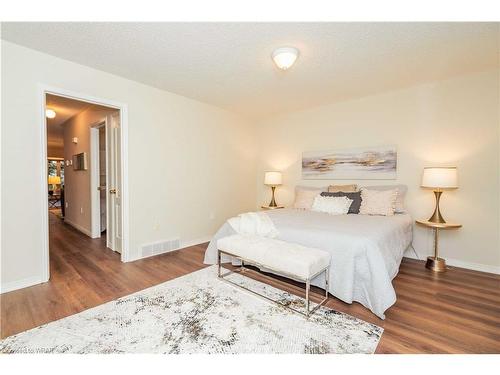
{"left": 428, "top": 190, "right": 446, "bottom": 224}
{"left": 268, "top": 186, "right": 278, "bottom": 207}
{"left": 425, "top": 256, "right": 447, "bottom": 272}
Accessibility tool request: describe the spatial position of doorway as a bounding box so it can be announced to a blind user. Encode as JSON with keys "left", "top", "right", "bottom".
{"left": 41, "top": 86, "right": 129, "bottom": 282}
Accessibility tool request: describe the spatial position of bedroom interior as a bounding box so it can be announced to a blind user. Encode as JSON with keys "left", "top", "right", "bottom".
{"left": 0, "top": 2, "right": 499, "bottom": 365}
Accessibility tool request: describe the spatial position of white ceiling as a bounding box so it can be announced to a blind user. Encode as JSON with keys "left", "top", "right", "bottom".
{"left": 3, "top": 22, "right": 499, "bottom": 119}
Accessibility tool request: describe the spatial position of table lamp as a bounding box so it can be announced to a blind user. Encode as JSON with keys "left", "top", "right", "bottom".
{"left": 264, "top": 171, "right": 282, "bottom": 207}
{"left": 48, "top": 175, "right": 61, "bottom": 191}
{"left": 421, "top": 167, "right": 458, "bottom": 223}
{"left": 48, "top": 176, "right": 61, "bottom": 184}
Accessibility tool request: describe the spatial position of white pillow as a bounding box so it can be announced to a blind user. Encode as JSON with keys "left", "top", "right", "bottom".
{"left": 361, "top": 184, "right": 407, "bottom": 213}
{"left": 359, "top": 188, "right": 397, "bottom": 216}
{"left": 311, "top": 196, "right": 353, "bottom": 215}
{"left": 293, "top": 187, "right": 323, "bottom": 210}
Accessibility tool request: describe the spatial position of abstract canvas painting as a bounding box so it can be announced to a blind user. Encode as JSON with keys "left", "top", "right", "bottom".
{"left": 302, "top": 145, "right": 397, "bottom": 180}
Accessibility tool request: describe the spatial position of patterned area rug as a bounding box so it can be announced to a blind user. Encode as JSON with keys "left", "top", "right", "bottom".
{"left": 0, "top": 266, "right": 383, "bottom": 354}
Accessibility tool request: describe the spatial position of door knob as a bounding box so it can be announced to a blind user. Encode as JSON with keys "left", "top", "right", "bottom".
{"left": 109, "top": 188, "right": 116, "bottom": 194}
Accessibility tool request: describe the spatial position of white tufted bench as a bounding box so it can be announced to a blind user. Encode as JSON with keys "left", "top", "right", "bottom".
{"left": 217, "top": 234, "right": 331, "bottom": 317}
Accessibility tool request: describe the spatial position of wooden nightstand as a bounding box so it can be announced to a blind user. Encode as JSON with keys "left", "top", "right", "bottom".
{"left": 261, "top": 205, "right": 285, "bottom": 210}
{"left": 416, "top": 220, "right": 462, "bottom": 272}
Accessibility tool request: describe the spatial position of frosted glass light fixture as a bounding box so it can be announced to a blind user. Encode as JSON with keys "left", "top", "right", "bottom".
{"left": 272, "top": 47, "right": 299, "bottom": 70}
{"left": 46, "top": 109, "right": 56, "bottom": 119}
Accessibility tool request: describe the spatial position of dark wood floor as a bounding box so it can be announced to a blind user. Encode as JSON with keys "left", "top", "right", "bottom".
{"left": 1, "top": 212, "right": 499, "bottom": 353}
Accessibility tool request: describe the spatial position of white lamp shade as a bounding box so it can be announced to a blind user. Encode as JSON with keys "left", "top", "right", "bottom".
{"left": 264, "top": 171, "right": 282, "bottom": 186}
{"left": 421, "top": 167, "right": 458, "bottom": 189}
{"left": 48, "top": 175, "right": 61, "bottom": 185}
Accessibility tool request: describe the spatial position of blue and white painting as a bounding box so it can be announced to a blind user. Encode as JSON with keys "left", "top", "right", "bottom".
{"left": 302, "top": 145, "right": 397, "bottom": 180}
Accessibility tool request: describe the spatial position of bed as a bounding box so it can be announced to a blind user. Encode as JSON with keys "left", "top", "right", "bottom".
{"left": 204, "top": 208, "right": 413, "bottom": 319}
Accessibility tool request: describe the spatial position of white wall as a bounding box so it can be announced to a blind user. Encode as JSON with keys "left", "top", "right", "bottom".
{"left": 497, "top": 27, "right": 500, "bottom": 276}
{"left": 62, "top": 106, "right": 118, "bottom": 235}
{"left": 1, "top": 40, "right": 499, "bottom": 293}
{"left": 255, "top": 70, "right": 500, "bottom": 273}
{"left": 1, "top": 41, "right": 257, "bottom": 290}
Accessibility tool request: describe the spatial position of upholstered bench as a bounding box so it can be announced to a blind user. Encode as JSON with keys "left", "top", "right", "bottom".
{"left": 217, "top": 234, "right": 331, "bottom": 317}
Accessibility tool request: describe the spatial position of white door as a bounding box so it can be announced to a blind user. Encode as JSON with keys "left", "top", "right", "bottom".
{"left": 98, "top": 126, "right": 107, "bottom": 233}
{"left": 107, "top": 112, "right": 122, "bottom": 253}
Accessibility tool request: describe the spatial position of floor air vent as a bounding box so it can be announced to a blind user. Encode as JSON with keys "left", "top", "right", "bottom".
{"left": 141, "top": 238, "right": 180, "bottom": 258}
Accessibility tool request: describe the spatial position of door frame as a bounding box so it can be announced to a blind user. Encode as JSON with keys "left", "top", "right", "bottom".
{"left": 39, "top": 84, "right": 130, "bottom": 283}
{"left": 90, "top": 119, "right": 107, "bottom": 240}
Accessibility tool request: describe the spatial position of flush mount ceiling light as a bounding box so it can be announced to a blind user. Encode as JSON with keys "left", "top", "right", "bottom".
{"left": 45, "top": 109, "right": 56, "bottom": 119}
{"left": 272, "top": 47, "right": 299, "bottom": 70}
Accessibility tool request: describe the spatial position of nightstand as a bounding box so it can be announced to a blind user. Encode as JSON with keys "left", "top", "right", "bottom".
{"left": 261, "top": 205, "right": 285, "bottom": 210}
{"left": 416, "top": 220, "right": 462, "bottom": 272}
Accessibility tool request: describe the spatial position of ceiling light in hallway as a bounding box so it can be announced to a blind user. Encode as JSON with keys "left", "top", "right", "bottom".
{"left": 46, "top": 109, "right": 56, "bottom": 119}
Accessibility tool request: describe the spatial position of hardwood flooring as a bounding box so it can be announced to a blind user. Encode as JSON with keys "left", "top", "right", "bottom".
{"left": 1, "top": 212, "right": 499, "bottom": 353}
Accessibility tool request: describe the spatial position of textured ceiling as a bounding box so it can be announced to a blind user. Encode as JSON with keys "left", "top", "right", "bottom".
{"left": 3, "top": 22, "right": 499, "bottom": 119}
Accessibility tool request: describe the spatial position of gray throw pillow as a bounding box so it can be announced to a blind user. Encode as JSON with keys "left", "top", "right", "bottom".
{"left": 320, "top": 191, "right": 362, "bottom": 214}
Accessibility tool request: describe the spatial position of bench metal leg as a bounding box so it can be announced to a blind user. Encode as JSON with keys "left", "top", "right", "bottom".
{"left": 325, "top": 266, "right": 329, "bottom": 300}
{"left": 217, "top": 249, "right": 330, "bottom": 318}
{"left": 306, "top": 266, "right": 330, "bottom": 317}
{"left": 217, "top": 249, "right": 222, "bottom": 278}
{"left": 305, "top": 279, "right": 310, "bottom": 315}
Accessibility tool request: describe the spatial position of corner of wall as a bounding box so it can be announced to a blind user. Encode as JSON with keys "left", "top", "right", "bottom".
{"left": 497, "top": 28, "right": 500, "bottom": 263}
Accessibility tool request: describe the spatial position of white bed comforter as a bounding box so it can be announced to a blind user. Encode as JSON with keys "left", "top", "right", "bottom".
{"left": 204, "top": 209, "right": 413, "bottom": 319}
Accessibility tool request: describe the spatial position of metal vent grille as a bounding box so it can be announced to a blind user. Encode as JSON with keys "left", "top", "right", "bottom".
{"left": 141, "top": 238, "right": 180, "bottom": 258}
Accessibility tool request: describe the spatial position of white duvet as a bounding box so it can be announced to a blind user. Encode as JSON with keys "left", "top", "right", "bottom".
{"left": 204, "top": 209, "right": 413, "bottom": 319}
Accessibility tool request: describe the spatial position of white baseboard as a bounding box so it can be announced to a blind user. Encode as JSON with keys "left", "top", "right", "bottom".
{"left": 180, "top": 235, "right": 212, "bottom": 249}
{"left": 1, "top": 275, "right": 46, "bottom": 294}
{"left": 64, "top": 218, "right": 93, "bottom": 237}
{"left": 128, "top": 235, "right": 213, "bottom": 262}
{"left": 444, "top": 258, "right": 500, "bottom": 275}
{"left": 404, "top": 252, "right": 500, "bottom": 275}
